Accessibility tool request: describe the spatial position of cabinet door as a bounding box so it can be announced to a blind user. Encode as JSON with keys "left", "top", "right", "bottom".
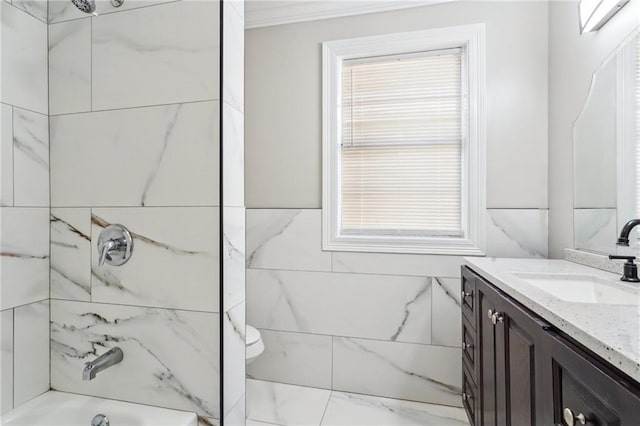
{"left": 494, "top": 286, "right": 550, "bottom": 426}
{"left": 476, "top": 277, "right": 499, "bottom": 426}
{"left": 476, "top": 276, "right": 549, "bottom": 426}
{"left": 545, "top": 331, "right": 640, "bottom": 426}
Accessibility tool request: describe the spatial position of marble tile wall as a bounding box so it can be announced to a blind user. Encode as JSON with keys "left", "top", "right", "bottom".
{"left": 246, "top": 207, "right": 548, "bottom": 406}
{"left": 0, "top": 0, "right": 50, "bottom": 415}
{"left": 46, "top": 0, "right": 245, "bottom": 423}
{"left": 222, "top": 1, "right": 246, "bottom": 424}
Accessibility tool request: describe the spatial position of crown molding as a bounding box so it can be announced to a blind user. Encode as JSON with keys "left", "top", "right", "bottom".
{"left": 245, "top": 0, "right": 456, "bottom": 30}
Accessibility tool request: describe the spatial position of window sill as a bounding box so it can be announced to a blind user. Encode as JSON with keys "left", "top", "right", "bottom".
{"left": 323, "top": 235, "right": 486, "bottom": 256}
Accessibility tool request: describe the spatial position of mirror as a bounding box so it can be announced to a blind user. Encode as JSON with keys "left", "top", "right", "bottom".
{"left": 574, "top": 31, "right": 640, "bottom": 255}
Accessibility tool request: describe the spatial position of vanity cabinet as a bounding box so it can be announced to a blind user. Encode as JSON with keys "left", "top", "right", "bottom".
{"left": 462, "top": 266, "right": 640, "bottom": 426}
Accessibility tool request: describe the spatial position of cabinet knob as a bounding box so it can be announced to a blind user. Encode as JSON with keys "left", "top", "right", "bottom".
{"left": 461, "top": 290, "right": 473, "bottom": 299}
{"left": 563, "top": 408, "right": 586, "bottom": 426}
{"left": 462, "top": 341, "right": 473, "bottom": 351}
{"left": 489, "top": 310, "right": 504, "bottom": 325}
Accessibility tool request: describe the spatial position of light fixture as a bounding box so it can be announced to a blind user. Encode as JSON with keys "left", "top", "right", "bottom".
{"left": 579, "top": 0, "right": 630, "bottom": 34}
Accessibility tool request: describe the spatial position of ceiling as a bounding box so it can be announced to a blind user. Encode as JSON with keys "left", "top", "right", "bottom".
{"left": 244, "top": 0, "right": 455, "bottom": 29}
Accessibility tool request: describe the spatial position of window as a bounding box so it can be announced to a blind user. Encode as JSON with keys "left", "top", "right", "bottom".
{"left": 322, "top": 25, "right": 486, "bottom": 255}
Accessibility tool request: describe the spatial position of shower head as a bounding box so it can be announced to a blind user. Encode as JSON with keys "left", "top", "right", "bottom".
{"left": 71, "top": 0, "right": 96, "bottom": 14}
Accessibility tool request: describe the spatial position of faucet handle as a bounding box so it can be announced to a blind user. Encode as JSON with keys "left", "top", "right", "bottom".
{"left": 608, "top": 255, "right": 640, "bottom": 282}
{"left": 608, "top": 255, "right": 636, "bottom": 261}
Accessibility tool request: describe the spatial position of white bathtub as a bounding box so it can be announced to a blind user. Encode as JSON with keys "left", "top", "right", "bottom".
{"left": 0, "top": 391, "right": 198, "bottom": 426}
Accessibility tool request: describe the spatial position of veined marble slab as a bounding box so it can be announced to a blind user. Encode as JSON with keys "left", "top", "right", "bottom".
{"left": 48, "top": 0, "right": 177, "bottom": 24}
{"left": 48, "top": 19, "right": 91, "bottom": 115}
{"left": 0, "top": 2, "right": 48, "bottom": 114}
{"left": 247, "top": 269, "right": 431, "bottom": 344}
{"left": 246, "top": 379, "right": 330, "bottom": 426}
{"left": 51, "top": 102, "right": 219, "bottom": 207}
{"left": 51, "top": 300, "right": 220, "bottom": 417}
{"left": 431, "top": 277, "right": 462, "bottom": 348}
{"left": 90, "top": 208, "right": 219, "bottom": 312}
{"left": 332, "top": 338, "right": 462, "bottom": 407}
{"left": 223, "top": 394, "right": 245, "bottom": 426}
{"left": 92, "top": 1, "right": 219, "bottom": 110}
{"left": 247, "top": 329, "right": 332, "bottom": 389}
{"left": 332, "top": 251, "right": 464, "bottom": 278}
{"left": 0, "top": 309, "right": 13, "bottom": 414}
{"left": 1, "top": 104, "right": 13, "bottom": 207}
{"left": 223, "top": 207, "right": 245, "bottom": 312}
{"left": 464, "top": 257, "right": 640, "bottom": 382}
{"left": 573, "top": 208, "right": 617, "bottom": 254}
{"left": 223, "top": 302, "right": 245, "bottom": 418}
{"left": 12, "top": 0, "right": 46, "bottom": 22}
{"left": 13, "top": 300, "right": 49, "bottom": 406}
{"left": 486, "top": 209, "right": 548, "bottom": 258}
{"left": 222, "top": 104, "right": 244, "bottom": 208}
{"left": 246, "top": 209, "right": 331, "bottom": 272}
{"left": 13, "top": 108, "right": 49, "bottom": 207}
{"left": 50, "top": 208, "right": 91, "bottom": 301}
{"left": 0, "top": 207, "right": 49, "bottom": 310}
{"left": 223, "top": 3, "right": 244, "bottom": 113}
{"left": 322, "top": 392, "right": 469, "bottom": 426}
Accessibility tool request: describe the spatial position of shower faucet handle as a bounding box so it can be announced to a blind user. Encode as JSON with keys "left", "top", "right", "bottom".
{"left": 97, "top": 224, "right": 134, "bottom": 267}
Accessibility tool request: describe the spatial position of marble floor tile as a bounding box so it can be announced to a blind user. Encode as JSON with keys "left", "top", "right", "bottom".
{"left": 246, "top": 379, "right": 331, "bottom": 426}
{"left": 321, "top": 392, "right": 469, "bottom": 426}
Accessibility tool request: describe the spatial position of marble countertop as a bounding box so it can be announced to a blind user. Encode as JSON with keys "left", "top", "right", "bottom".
{"left": 464, "top": 257, "right": 640, "bottom": 382}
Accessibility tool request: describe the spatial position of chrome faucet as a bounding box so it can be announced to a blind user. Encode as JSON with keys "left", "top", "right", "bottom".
{"left": 83, "top": 347, "right": 124, "bottom": 381}
{"left": 97, "top": 224, "right": 133, "bottom": 266}
{"left": 616, "top": 219, "right": 640, "bottom": 246}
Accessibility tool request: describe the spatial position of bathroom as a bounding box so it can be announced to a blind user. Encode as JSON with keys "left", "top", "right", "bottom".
{"left": 0, "top": 0, "right": 639, "bottom": 424}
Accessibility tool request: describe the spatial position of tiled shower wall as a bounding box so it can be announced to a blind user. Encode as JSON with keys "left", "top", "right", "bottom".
{"left": 47, "top": 1, "right": 244, "bottom": 423}
{"left": 0, "top": 0, "right": 50, "bottom": 415}
{"left": 245, "top": 1, "right": 550, "bottom": 407}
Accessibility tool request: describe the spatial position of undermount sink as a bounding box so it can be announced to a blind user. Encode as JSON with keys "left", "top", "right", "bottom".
{"left": 511, "top": 272, "right": 640, "bottom": 305}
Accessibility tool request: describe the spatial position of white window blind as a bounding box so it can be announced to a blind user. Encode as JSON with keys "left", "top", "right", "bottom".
{"left": 340, "top": 49, "right": 464, "bottom": 236}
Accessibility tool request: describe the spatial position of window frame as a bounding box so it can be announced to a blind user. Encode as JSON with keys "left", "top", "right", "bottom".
{"left": 322, "top": 24, "right": 486, "bottom": 255}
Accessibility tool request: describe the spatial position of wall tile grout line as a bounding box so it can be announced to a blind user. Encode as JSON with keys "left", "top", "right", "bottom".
{"left": 50, "top": 98, "right": 222, "bottom": 118}
{"left": 253, "top": 326, "right": 462, "bottom": 349}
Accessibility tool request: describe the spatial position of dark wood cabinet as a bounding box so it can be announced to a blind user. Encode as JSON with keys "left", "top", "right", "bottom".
{"left": 462, "top": 265, "right": 640, "bottom": 426}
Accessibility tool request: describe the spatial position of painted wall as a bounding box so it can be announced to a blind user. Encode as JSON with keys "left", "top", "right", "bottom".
{"left": 245, "top": 1, "right": 549, "bottom": 406}
{"left": 548, "top": 0, "right": 640, "bottom": 258}
{"left": 0, "top": 0, "right": 50, "bottom": 414}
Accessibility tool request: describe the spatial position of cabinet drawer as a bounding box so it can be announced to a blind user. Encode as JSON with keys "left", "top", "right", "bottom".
{"left": 462, "top": 319, "right": 476, "bottom": 374}
{"left": 462, "top": 365, "right": 478, "bottom": 426}
{"left": 461, "top": 267, "right": 476, "bottom": 327}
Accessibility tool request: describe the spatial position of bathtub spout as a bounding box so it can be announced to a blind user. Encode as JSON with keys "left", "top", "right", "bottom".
{"left": 83, "top": 347, "right": 123, "bottom": 381}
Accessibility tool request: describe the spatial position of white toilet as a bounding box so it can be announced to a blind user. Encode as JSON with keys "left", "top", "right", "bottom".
{"left": 246, "top": 325, "right": 264, "bottom": 364}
